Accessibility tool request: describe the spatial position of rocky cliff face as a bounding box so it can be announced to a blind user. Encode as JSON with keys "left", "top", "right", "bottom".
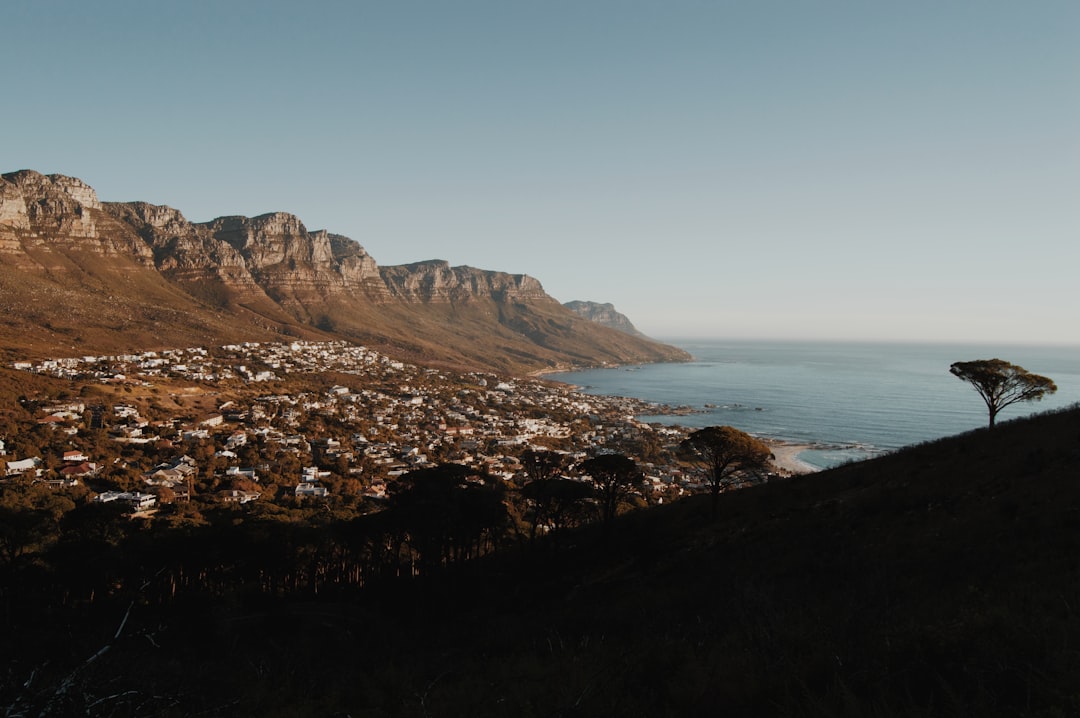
{"left": 0, "top": 170, "right": 152, "bottom": 262}
{"left": 103, "top": 201, "right": 267, "bottom": 303}
{"left": 204, "top": 213, "right": 385, "bottom": 299}
{"left": 1, "top": 170, "right": 102, "bottom": 239}
{"left": 380, "top": 260, "right": 548, "bottom": 303}
{"left": 0, "top": 170, "right": 691, "bottom": 372}
{"left": 564, "top": 300, "right": 648, "bottom": 338}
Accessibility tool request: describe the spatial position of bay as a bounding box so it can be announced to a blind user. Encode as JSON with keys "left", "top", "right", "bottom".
{"left": 547, "top": 340, "right": 1080, "bottom": 470}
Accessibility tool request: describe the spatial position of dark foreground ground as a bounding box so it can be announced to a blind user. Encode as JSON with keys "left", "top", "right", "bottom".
{"left": 4, "top": 406, "right": 1080, "bottom": 717}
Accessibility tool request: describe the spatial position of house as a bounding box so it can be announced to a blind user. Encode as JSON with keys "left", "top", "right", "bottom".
{"left": 41, "top": 477, "right": 80, "bottom": 489}
{"left": 59, "top": 462, "right": 98, "bottom": 478}
{"left": 62, "top": 450, "right": 89, "bottom": 463}
{"left": 294, "top": 484, "right": 329, "bottom": 498}
{"left": 5, "top": 457, "right": 42, "bottom": 477}
{"left": 225, "top": 466, "right": 259, "bottom": 481}
{"left": 171, "top": 455, "right": 198, "bottom": 472}
{"left": 113, "top": 404, "right": 140, "bottom": 419}
{"left": 362, "top": 483, "right": 388, "bottom": 500}
{"left": 94, "top": 491, "right": 157, "bottom": 510}
{"left": 225, "top": 432, "right": 248, "bottom": 449}
{"left": 221, "top": 490, "right": 261, "bottom": 504}
{"left": 43, "top": 402, "right": 85, "bottom": 415}
{"left": 143, "top": 456, "right": 197, "bottom": 488}
{"left": 301, "top": 466, "right": 330, "bottom": 483}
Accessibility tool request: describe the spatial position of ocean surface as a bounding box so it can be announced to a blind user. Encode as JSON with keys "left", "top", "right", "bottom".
{"left": 547, "top": 340, "right": 1080, "bottom": 470}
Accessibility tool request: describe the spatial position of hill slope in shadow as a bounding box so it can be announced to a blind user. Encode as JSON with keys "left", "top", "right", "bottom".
{"left": 4, "top": 406, "right": 1080, "bottom": 716}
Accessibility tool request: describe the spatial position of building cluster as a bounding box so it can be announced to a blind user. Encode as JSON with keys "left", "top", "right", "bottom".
{"left": 4, "top": 341, "right": 710, "bottom": 512}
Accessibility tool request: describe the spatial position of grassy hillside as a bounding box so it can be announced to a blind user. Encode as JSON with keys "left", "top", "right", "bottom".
{"left": 0, "top": 247, "right": 310, "bottom": 362}
{"left": 4, "top": 406, "right": 1080, "bottom": 716}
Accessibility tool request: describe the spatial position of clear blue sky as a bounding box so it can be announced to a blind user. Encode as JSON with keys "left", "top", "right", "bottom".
{"left": 4, "top": 1, "right": 1078, "bottom": 344}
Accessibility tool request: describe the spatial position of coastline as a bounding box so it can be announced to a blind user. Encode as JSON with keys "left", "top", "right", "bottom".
{"left": 534, "top": 364, "right": 822, "bottom": 475}
{"left": 766, "top": 440, "right": 820, "bottom": 475}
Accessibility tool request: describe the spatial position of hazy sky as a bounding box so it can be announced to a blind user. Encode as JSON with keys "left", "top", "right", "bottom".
{"left": 4, "top": 1, "right": 1078, "bottom": 344}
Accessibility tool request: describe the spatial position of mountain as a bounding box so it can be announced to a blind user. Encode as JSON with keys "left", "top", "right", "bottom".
{"left": 0, "top": 170, "right": 691, "bottom": 372}
{"left": 564, "top": 299, "right": 648, "bottom": 338}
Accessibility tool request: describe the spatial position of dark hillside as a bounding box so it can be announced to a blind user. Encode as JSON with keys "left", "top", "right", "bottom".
{"left": 4, "top": 406, "right": 1080, "bottom": 716}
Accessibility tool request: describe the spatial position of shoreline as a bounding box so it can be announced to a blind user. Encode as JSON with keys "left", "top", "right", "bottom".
{"left": 533, "top": 362, "right": 824, "bottom": 475}
{"left": 533, "top": 369, "right": 823, "bottom": 475}
{"left": 765, "top": 440, "right": 820, "bottom": 475}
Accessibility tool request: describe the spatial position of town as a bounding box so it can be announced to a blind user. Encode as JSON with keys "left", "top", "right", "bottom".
{"left": 2, "top": 340, "right": 721, "bottom": 519}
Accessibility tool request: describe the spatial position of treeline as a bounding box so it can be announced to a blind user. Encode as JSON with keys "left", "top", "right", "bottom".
{"left": 0, "top": 452, "right": 649, "bottom": 613}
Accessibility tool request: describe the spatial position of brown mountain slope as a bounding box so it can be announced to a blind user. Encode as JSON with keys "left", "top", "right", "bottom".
{"left": 0, "top": 170, "right": 690, "bottom": 372}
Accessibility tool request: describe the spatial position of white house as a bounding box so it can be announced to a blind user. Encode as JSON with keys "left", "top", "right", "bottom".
{"left": 94, "top": 491, "right": 157, "bottom": 510}
{"left": 301, "top": 466, "right": 331, "bottom": 483}
{"left": 221, "top": 490, "right": 261, "bottom": 504}
{"left": 295, "top": 483, "right": 329, "bottom": 498}
{"left": 226, "top": 466, "right": 259, "bottom": 481}
{"left": 5, "top": 457, "right": 42, "bottom": 477}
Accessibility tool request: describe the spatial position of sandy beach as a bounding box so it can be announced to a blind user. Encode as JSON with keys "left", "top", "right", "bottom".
{"left": 767, "top": 440, "right": 819, "bottom": 475}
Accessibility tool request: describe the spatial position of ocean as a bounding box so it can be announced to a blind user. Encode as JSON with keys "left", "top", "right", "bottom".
{"left": 547, "top": 340, "right": 1080, "bottom": 470}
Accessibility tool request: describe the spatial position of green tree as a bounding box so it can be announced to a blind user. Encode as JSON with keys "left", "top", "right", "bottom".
{"left": 680, "top": 426, "right": 772, "bottom": 517}
{"left": 950, "top": 359, "right": 1057, "bottom": 429}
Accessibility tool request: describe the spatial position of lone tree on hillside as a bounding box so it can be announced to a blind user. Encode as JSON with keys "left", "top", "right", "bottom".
{"left": 680, "top": 426, "right": 773, "bottom": 517}
{"left": 950, "top": 359, "right": 1057, "bottom": 429}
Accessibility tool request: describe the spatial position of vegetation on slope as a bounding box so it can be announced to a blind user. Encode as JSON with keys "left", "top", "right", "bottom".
{"left": 3, "top": 404, "right": 1079, "bottom": 716}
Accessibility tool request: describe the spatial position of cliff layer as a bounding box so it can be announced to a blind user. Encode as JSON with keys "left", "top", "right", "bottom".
{"left": 0, "top": 170, "right": 691, "bottom": 373}
{"left": 564, "top": 300, "right": 649, "bottom": 338}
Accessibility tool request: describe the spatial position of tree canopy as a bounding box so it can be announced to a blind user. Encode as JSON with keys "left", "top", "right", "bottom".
{"left": 680, "top": 426, "right": 772, "bottom": 516}
{"left": 577, "top": 453, "right": 644, "bottom": 525}
{"left": 949, "top": 359, "right": 1057, "bottom": 429}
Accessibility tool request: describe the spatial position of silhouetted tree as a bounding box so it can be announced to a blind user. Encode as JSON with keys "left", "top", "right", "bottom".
{"left": 390, "top": 463, "right": 508, "bottom": 573}
{"left": 680, "top": 426, "right": 772, "bottom": 517}
{"left": 519, "top": 449, "right": 569, "bottom": 541}
{"left": 0, "top": 483, "right": 77, "bottom": 565}
{"left": 520, "top": 449, "right": 566, "bottom": 484}
{"left": 577, "top": 453, "right": 644, "bottom": 525}
{"left": 520, "top": 477, "right": 594, "bottom": 543}
{"left": 950, "top": 359, "right": 1057, "bottom": 429}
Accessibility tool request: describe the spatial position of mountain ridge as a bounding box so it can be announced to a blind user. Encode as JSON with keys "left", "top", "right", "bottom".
{"left": 564, "top": 299, "right": 648, "bottom": 338}
{"left": 0, "top": 170, "right": 690, "bottom": 372}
